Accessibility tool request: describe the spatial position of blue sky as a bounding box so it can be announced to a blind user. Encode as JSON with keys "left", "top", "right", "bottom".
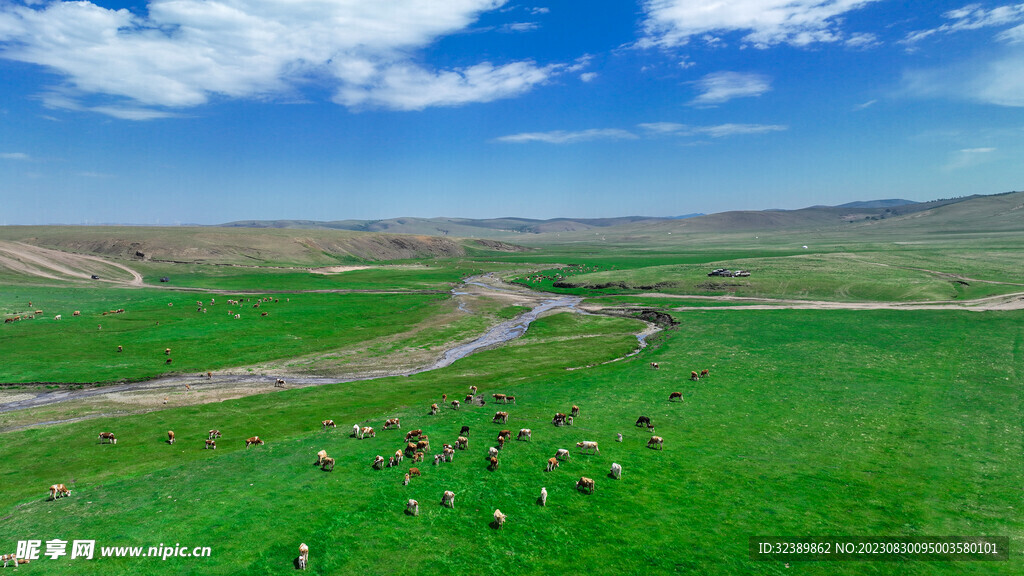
{"left": 1, "top": 0, "right": 1023, "bottom": 224}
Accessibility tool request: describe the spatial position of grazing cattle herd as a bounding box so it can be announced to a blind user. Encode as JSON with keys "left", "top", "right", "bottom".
{"left": 30, "top": 364, "right": 707, "bottom": 570}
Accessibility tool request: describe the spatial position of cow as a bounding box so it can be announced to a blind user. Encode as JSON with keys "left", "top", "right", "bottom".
{"left": 555, "top": 448, "right": 570, "bottom": 461}
{"left": 416, "top": 439, "right": 430, "bottom": 453}
{"left": 298, "top": 543, "right": 309, "bottom": 570}
{"left": 372, "top": 455, "right": 385, "bottom": 469}
{"left": 260, "top": 312, "right": 268, "bottom": 316}
{"left": 540, "top": 487, "right": 548, "bottom": 507}
{"left": 205, "top": 439, "right": 216, "bottom": 449}
{"left": 275, "top": 378, "right": 286, "bottom": 387}
{"left": 441, "top": 490, "right": 455, "bottom": 509}
{"left": 451, "top": 400, "right": 460, "bottom": 410}
{"left": 566, "top": 416, "right": 574, "bottom": 426}
{"left": 488, "top": 456, "right": 499, "bottom": 470}
{"left": 408, "top": 467, "right": 421, "bottom": 477}
{"left": 388, "top": 456, "right": 397, "bottom": 468}
{"left": 384, "top": 418, "right": 401, "bottom": 430}
{"left": 443, "top": 447, "right": 455, "bottom": 462}
{"left": 405, "top": 429, "right": 423, "bottom": 442}
{"left": 463, "top": 394, "right": 473, "bottom": 403}
{"left": 234, "top": 314, "right": 241, "bottom": 319}
{"left": 691, "top": 371, "right": 699, "bottom": 381}
{"left": 493, "top": 509, "right": 506, "bottom": 528}
{"left": 360, "top": 427, "right": 375, "bottom": 439}
{"left": 552, "top": 413, "right": 567, "bottom": 426}
{"left": 546, "top": 457, "right": 559, "bottom": 472}
{"left": 49, "top": 484, "right": 71, "bottom": 500}
{"left": 669, "top": 391, "right": 683, "bottom": 401}
{"left": 497, "top": 436, "right": 505, "bottom": 450}
{"left": 576, "top": 441, "right": 599, "bottom": 455}
{"left": 647, "top": 436, "right": 664, "bottom": 450}
{"left": 403, "top": 473, "right": 410, "bottom": 486}
{"left": 394, "top": 449, "right": 405, "bottom": 464}
{"left": 246, "top": 436, "right": 264, "bottom": 447}
{"left": 442, "top": 394, "right": 447, "bottom": 403}
{"left": 209, "top": 429, "right": 221, "bottom": 439}
{"left": 315, "top": 450, "right": 328, "bottom": 466}
{"left": 492, "top": 412, "right": 509, "bottom": 423}
{"left": 505, "top": 395, "right": 516, "bottom": 404}
{"left": 117, "top": 345, "right": 123, "bottom": 353}
{"left": 164, "top": 348, "right": 171, "bottom": 355}
{"left": 322, "top": 420, "right": 336, "bottom": 429}
{"left": 167, "top": 431, "right": 175, "bottom": 444}
{"left": 498, "top": 429, "right": 512, "bottom": 440}
{"left": 433, "top": 454, "right": 442, "bottom": 466}
{"left": 430, "top": 403, "right": 439, "bottom": 415}
{"left": 405, "top": 442, "right": 418, "bottom": 457}
{"left": 492, "top": 393, "right": 506, "bottom": 404}
{"left": 413, "top": 451, "right": 424, "bottom": 463}
{"left": 165, "top": 358, "right": 173, "bottom": 365}
{"left": 571, "top": 405, "right": 580, "bottom": 417}
{"left": 650, "top": 362, "right": 659, "bottom": 369}
{"left": 1, "top": 553, "right": 25, "bottom": 567}
{"left": 207, "top": 372, "right": 213, "bottom": 379}
{"left": 54, "top": 314, "right": 61, "bottom": 320}
{"left": 635, "top": 416, "right": 651, "bottom": 428}
{"left": 617, "top": 433, "right": 623, "bottom": 442}
{"left": 517, "top": 428, "right": 532, "bottom": 441}
{"left": 469, "top": 385, "right": 477, "bottom": 395}
{"left": 406, "top": 499, "right": 419, "bottom": 516}
{"left": 353, "top": 424, "right": 362, "bottom": 438}
{"left": 576, "top": 477, "right": 595, "bottom": 494}
{"left": 459, "top": 425, "right": 470, "bottom": 436}
{"left": 98, "top": 432, "right": 117, "bottom": 444}
{"left": 700, "top": 369, "right": 710, "bottom": 378}
{"left": 610, "top": 463, "right": 622, "bottom": 479}
{"left": 321, "top": 457, "right": 335, "bottom": 471}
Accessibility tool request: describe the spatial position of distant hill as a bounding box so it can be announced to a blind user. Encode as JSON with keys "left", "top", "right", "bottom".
{"left": 836, "top": 199, "right": 916, "bottom": 209}
{"left": 219, "top": 216, "right": 664, "bottom": 238}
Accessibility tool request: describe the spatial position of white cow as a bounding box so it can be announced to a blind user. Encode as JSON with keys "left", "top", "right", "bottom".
{"left": 610, "top": 462, "right": 622, "bottom": 479}
{"left": 441, "top": 490, "right": 455, "bottom": 509}
{"left": 407, "top": 499, "right": 420, "bottom": 516}
{"left": 540, "top": 487, "right": 548, "bottom": 507}
{"left": 298, "top": 543, "right": 308, "bottom": 570}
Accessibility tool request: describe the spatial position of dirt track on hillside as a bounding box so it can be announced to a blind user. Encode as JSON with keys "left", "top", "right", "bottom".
{"left": 626, "top": 291, "right": 1024, "bottom": 311}
{"left": 0, "top": 241, "right": 143, "bottom": 286}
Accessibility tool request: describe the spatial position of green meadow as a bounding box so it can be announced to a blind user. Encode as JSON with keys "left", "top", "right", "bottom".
{"left": 1, "top": 210, "right": 1022, "bottom": 575}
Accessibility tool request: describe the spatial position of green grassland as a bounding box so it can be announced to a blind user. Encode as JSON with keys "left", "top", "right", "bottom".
{"left": 0, "top": 309, "right": 1019, "bottom": 575}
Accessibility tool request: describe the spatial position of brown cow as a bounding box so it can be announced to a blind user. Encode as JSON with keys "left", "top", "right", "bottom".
{"left": 492, "top": 393, "right": 507, "bottom": 403}
{"left": 576, "top": 476, "right": 595, "bottom": 494}
{"left": 408, "top": 467, "right": 421, "bottom": 477}
{"left": 384, "top": 418, "right": 401, "bottom": 430}
{"left": 298, "top": 543, "right": 309, "bottom": 570}
{"left": 275, "top": 378, "right": 285, "bottom": 387}
{"left": 416, "top": 439, "right": 431, "bottom": 453}
{"left": 117, "top": 345, "right": 123, "bottom": 352}
{"left": 571, "top": 405, "right": 580, "bottom": 417}
{"left": 469, "top": 385, "right": 477, "bottom": 395}
{"left": 49, "top": 483, "right": 71, "bottom": 500}
{"left": 497, "top": 436, "right": 505, "bottom": 450}
{"left": 405, "top": 429, "right": 423, "bottom": 442}
{"left": 552, "top": 413, "right": 567, "bottom": 426}
{"left": 246, "top": 436, "right": 264, "bottom": 447}
{"left": 546, "top": 457, "right": 559, "bottom": 472}
{"left": 164, "top": 348, "right": 171, "bottom": 355}
{"left": 372, "top": 455, "right": 385, "bottom": 469}
{"left": 488, "top": 456, "right": 499, "bottom": 470}
{"left": 167, "top": 430, "right": 175, "bottom": 444}
{"left": 441, "top": 490, "right": 455, "bottom": 509}
{"left": 647, "top": 436, "right": 664, "bottom": 450}
{"left": 205, "top": 439, "right": 216, "bottom": 449}
{"left": 165, "top": 358, "right": 173, "bottom": 365}
{"left": 209, "top": 429, "right": 221, "bottom": 439}
{"left": 493, "top": 411, "right": 509, "bottom": 423}
{"left": 322, "top": 420, "right": 336, "bottom": 429}
{"left": 517, "top": 428, "right": 532, "bottom": 441}
{"left": 413, "top": 451, "right": 425, "bottom": 462}
{"left": 405, "top": 442, "right": 418, "bottom": 456}
{"left": 650, "top": 362, "right": 659, "bottom": 369}
{"left": 321, "top": 457, "right": 335, "bottom": 472}
{"left": 457, "top": 436, "right": 468, "bottom": 450}
{"left": 700, "top": 369, "right": 710, "bottom": 378}
{"left": 430, "top": 403, "right": 439, "bottom": 415}
{"left": 498, "top": 429, "right": 512, "bottom": 440}
{"left": 691, "top": 371, "right": 699, "bottom": 381}
{"left": 315, "top": 450, "right": 328, "bottom": 466}
{"left": 669, "top": 391, "right": 683, "bottom": 401}
{"left": 359, "top": 427, "right": 375, "bottom": 439}
{"left": 505, "top": 395, "right": 516, "bottom": 404}
{"left": 98, "top": 432, "right": 117, "bottom": 444}
{"left": 451, "top": 400, "right": 460, "bottom": 410}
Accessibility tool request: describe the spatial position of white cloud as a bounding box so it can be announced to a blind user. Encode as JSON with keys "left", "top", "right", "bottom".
{"left": 530, "top": 7, "right": 550, "bottom": 15}
{"left": 579, "top": 72, "right": 598, "bottom": 82}
{"left": 853, "top": 99, "right": 877, "bottom": 110}
{"left": 499, "top": 122, "right": 787, "bottom": 143}
{"left": 695, "top": 123, "right": 787, "bottom": 137}
{"left": 0, "top": 152, "right": 29, "bottom": 160}
{"left": 639, "top": 0, "right": 881, "bottom": 49}
{"left": 944, "top": 147, "right": 996, "bottom": 170}
{"left": 902, "top": 51, "right": 1024, "bottom": 107}
{"left": 494, "top": 129, "right": 639, "bottom": 144}
{"left": 0, "top": 0, "right": 558, "bottom": 118}
{"left": 690, "top": 71, "right": 771, "bottom": 105}
{"left": 904, "top": 3, "right": 1024, "bottom": 44}
{"left": 502, "top": 22, "right": 539, "bottom": 32}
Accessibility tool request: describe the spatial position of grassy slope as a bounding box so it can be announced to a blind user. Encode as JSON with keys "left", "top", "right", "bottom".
{"left": 0, "top": 310, "right": 1019, "bottom": 575}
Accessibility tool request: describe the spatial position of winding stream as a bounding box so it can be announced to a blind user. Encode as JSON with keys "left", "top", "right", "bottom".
{"left": 0, "top": 274, "right": 649, "bottom": 418}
